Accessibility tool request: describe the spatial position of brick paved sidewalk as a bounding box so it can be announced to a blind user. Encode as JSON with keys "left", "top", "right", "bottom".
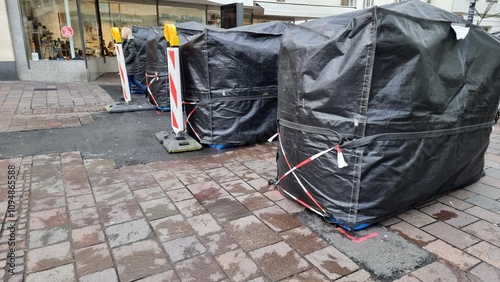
{"left": 0, "top": 82, "right": 114, "bottom": 133}
{"left": 0, "top": 79, "right": 499, "bottom": 281}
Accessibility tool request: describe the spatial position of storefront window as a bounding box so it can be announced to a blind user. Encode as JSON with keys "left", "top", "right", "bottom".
{"left": 81, "top": 0, "right": 101, "bottom": 59}
{"left": 207, "top": 5, "right": 221, "bottom": 27}
{"left": 21, "top": 0, "right": 83, "bottom": 61}
{"left": 158, "top": 3, "right": 205, "bottom": 25}
{"left": 99, "top": 2, "right": 156, "bottom": 54}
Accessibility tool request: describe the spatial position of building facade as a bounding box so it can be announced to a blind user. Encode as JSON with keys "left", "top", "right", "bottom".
{"left": 2, "top": 0, "right": 499, "bottom": 82}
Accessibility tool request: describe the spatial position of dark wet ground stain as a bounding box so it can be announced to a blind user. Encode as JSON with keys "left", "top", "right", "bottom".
{"left": 433, "top": 210, "right": 457, "bottom": 221}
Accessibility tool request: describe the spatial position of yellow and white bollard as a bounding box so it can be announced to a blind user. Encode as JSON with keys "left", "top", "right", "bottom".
{"left": 164, "top": 24, "right": 183, "bottom": 134}
{"left": 111, "top": 27, "right": 132, "bottom": 103}
{"left": 155, "top": 24, "right": 201, "bottom": 153}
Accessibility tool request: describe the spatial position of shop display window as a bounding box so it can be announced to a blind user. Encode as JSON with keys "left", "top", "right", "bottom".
{"left": 21, "top": 0, "right": 83, "bottom": 61}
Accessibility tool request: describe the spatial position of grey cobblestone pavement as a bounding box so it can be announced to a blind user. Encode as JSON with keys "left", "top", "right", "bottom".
{"left": 1, "top": 78, "right": 500, "bottom": 281}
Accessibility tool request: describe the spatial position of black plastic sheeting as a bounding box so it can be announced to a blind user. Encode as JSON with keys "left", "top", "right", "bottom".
{"left": 180, "top": 21, "right": 290, "bottom": 145}
{"left": 132, "top": 26, "right": 149, "bottom": 85}
{"left": 276, "top": 0, "right": 500, "bottom": 230}
{"left": 145, "top": 27, "right": 169, "bottom": 109}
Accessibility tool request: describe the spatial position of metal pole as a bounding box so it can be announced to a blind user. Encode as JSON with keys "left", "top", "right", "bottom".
{"left": 64, "top": 0, "right": 76, "bottom": 58}
{"left": 468, "top": 0, "right": 476, "bottom": 23}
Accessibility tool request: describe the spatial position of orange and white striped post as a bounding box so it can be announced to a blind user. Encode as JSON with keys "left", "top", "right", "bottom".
{"left": 164, "top": 24, "right": 183, "bottom": 134}
{"left": 111, "top": 27, "right": 131, "bottom": 103}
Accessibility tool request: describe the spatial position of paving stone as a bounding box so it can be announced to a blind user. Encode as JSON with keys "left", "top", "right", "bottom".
{"left": 187, "top": 180, "right": 229, "bottom": 202}
{"left": 232, "top": 169, "right": 261, "bottom": 182}
{"left": 469, "top": 262, "right": 500, "bottom": 282}
{"left": 206, "top": 167, "right": 239, "bottom": 183}
{"left": 150, "top": 214, "right": 195, "bottom": 242}
{"left": 220, "top": 179, "right": 256, "bottom": 197}
{"left": 462, "top": 220, "right": 500, "bottom": 248}
{"left": 158, "top": 178, "right": 185, "bottom": 191}
{"left": 75, "top": 243, "right": 114, "bottom": 277}
{"left": 69, "top": 207, "right": 100, "bottom": 228}
{"left": 202, "top": 195, "right": 251, "bottom": 222}
{"left": 464, "top": 206, "right": 500, "bottom": 224}
{"left": 335, "top": 269, "right": 375, "bottom": 282}
{"left": 436, "top": 195, "right": 474, "bottom": 210}
{"left": 249, "top": 241, "right": 310, "bottom": 281}
{"left": 392, "top": 273, "right": 422, "bottom": 282}
{"left": 187, "top": 213, "right": 222, "bottom": 236}
{"left": 388, "top": 221, "right": 436, "bottom": 247}
{"left": 379, "top": 216, "right": 402, "bottom": 227}
{"left": 105, "top": 218, "right": 153, "bottom": 248}
{"left": 92, "top": 183, "right": 134, "bottom": 206}
{"left": 132, "top": 186, "right": 166, "bottom": 202}
{"left": 113, "top": 239, "right": 170, "bottom": 282}
{"left": 465, "top": 194, "right": 500, "bottom": 213}
{"left": 280, "top": 226, "right": 329, "bottom": 255}
{"left": 305, "top": 245, "right": 360, "bottom": 280}
{"left": 29, "top": 207, "right": 67, "bottom": 230}
{"left": 98, "top": 200, "right": 143, "bottom": 226}
{"left": 29, "top": 195, "right": 66, "bottom": 212}
{"left": 174, "top": 253, "right": 226, "bottom": 282}
{"left": 396, "top": 209, "right": 436, "bottom": 227}
{"left": 84, "top": 159, "right": 116, "bottom": 173}
{"left": 421, "top": 221, "right": 479, "bottom": 249}
{"left": 448, "top": 189, "right": 477, "bottom": 200}
{"left": 200, "top": 231, "right": 239, "bottom": 256}
{"left": 135, "top": 270, "right": 179, "bottom": 282}
{"left": 420, "top": 202, "right": 479, "bottom": 228}
{"left": 282, "top": 268, "right": 329, "bottom": 282}
{"left": 264, "top": 190, "right": 285, "bottom": 202}
{"left": 28, "top": 225, "right": 69, "bottom": 249}
{"left": 410, "top": 261, "right": 482, "bottom": 282}
{"left": 88, "top": 170, "right": 124, "bottom": 188}
{"left": 424, "top": 240, "right": 480, "bottom": 270}
{"left": 479, "top": 175, "right": 500, "bottom": 190}
{"left": 166, "top": 187, "right": 193, "bottom": 202}
{"left": 25, "top": 264, "right": 75, "bottom": 282}
{"left": 275, "top": 198, "right": 306, "bottom": 214}
{"left": 247, "top": 178, "right": 274, "bottom": 193}
{"left": 175, "top": 199, "right": 207, "bottom": 217}
{"left": 139, "top": 197, "right": 178, "bottom": 220}
{"left": 465, "top": 182, "right": 500, "bottom": 200}
{"left": 224, "top": 215, "right": 282, "bottom": 252}
{"left": 60, "top": 151, "right": 83, "bottom": 166}
{"left": 67, "top": 194, "right": 95, "bottom": 211}
{"left": 71, "top": 224, "right": 105, "bottom": 249}
{"left": 216, "top": 249, "right": 261, "bottom": 281}
{"left": 175, "top": 169, "right": 212, "bottom": 185}
{"left": 120, "top": 165, "right": 159, "bottom": 190}
{"left": 236, "top": 192, "right": 274, "bottom": 211}
{"left": 162, "top": 235, "right": 206, "bottom": 262}
{"left": 26, "top": 241, "right": 72, "bottom": 273}
{"left": 466, "top": 241, "right": 500, "bottom": 269}
{"left": 147, "top": 166, "right": 176, "bottom": 180}
{"left": 253, "top": 205, "right": 302, "bottom": 233}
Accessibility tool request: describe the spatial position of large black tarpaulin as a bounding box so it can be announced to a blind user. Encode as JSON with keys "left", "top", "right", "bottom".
{"left": 132, "top": 26, "right": 149, "bottom": 85}
{"left": 145, "top": 27, "right": 169, "bottom": 109}
{"left": 276, "top": 0, "right": 500, "bottom": 229}
{"left": 180, "top": 21, "right": 289, "bottom": 145}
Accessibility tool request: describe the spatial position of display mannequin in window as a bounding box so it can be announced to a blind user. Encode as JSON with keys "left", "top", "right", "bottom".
{"left": 121, "top": 27, "right": 146, "bottom": 95}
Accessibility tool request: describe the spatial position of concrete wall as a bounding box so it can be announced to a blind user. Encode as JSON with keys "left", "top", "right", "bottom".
{"left": 1, "top": 0, "right": 18, "bottom": 80}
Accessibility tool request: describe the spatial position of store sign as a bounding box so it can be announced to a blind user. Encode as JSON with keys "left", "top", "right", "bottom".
{"left": 61, "top": 26, "right": 74, "bottom": 38}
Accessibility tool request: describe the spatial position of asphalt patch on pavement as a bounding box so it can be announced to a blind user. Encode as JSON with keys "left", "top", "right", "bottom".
{"left": 0, "top": 111, "right": 233, "bottom": 167}
{"left": 294, "top": 211, "right": 436, "bottom": 281}
{"left": 100, "top": 84, "right": 149, "bottom": 103}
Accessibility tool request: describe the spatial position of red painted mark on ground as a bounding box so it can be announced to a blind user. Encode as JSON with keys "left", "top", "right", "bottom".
{"left": 337, "top": 227, "right": 378, "bottom": 243}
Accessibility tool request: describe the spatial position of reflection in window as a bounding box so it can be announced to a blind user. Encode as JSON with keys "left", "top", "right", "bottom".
{"left": 21, "top": 0, "right": 82, "bottom": 61}
{"left": 81, "top": 0, "right": 102, "bottom": 59}
{"left": 158, "top": 4, "right": 205, "bottom": 25}
{"left": 99, "top": 2, "right": 157, "bottom": 53}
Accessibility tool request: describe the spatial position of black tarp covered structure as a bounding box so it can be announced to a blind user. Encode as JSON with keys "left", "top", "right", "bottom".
{"left": 276, "top": 0, "right": 500, "bottom": 230}
{"left": 180, "top": 21, "right": 289, "bottom": 145}
{"left": 132, "top": 26, "right": 149, "bottom": 85}
{"left": 145, "top": 27, "right": 169, "bottom": 110}
{"left": 145, "top": 22, "right": 223, "bottom": 111}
